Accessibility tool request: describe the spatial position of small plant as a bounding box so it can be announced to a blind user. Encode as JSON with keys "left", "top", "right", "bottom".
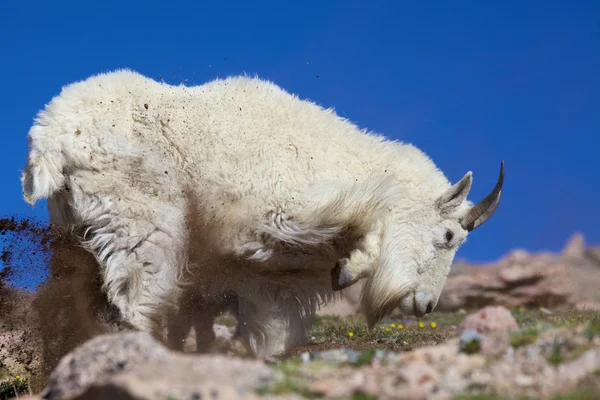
{"left": 509, "top": 327, "right": 539, "bottom": 348}
{"left": 459, "top": 329, "right": 483, "bottom": 354}
{"left": 461, "top": 338, "right": 481, "bottom": 354}
{"left": 255, "top": 358, "right": 326, "bottom": 398}
{"left": 454, "top": 393, "right": 505, "bottom": 400}
{"left": 352, "top": 350, "right": 377, "bottom": 367}
{"left": 0, "top": 375, "right": 30, "bottom": 398}
{"left": 546, "top": 342, "right": 564, "bottom": 365}
{"left": 584, "top": 317, "right": 600, "bottom": 340}
{"left": 0, "top": 361, "right": 9, "bottom": 381}
{"left": 352, "top": 390, "right": 379, "bottom": 400}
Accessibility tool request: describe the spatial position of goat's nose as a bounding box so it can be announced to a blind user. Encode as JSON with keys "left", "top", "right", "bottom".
{"left": 425, "top": 301, "right": 434, "bottom": 314}
{"left": 414, "top": 292, "right": 435, "bottom": 317}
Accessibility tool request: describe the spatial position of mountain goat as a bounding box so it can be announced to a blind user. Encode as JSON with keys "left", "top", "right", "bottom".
{"left": 21, "top": 69, "right": 504, "bottom": 357}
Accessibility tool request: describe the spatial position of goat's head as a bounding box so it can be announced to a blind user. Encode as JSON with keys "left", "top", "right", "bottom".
{"left": 332, "top": 161, "right": 505, "bottom": 328}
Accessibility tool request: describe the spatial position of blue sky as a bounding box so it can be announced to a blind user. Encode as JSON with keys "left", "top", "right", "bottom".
{"left": 1, "top": 0, "right": 599, "bottom": 288}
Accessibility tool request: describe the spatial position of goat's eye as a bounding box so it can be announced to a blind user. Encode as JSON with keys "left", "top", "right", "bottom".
{"left": 445, "top": 229, "right": 454, "bottom": 242}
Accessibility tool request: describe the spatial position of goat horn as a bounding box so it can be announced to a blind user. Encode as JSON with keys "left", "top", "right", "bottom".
{"left": 461, "top": 160, "right": 504, "bottom": 232}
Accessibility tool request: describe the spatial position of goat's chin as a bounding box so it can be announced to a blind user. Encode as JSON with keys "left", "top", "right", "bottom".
{"left": 360, "top": 277, "right": 413, "bottom": 330}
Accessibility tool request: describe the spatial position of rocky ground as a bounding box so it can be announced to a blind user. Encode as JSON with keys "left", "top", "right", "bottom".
{"left": 3, "top": 306, "right": 600, "bottom": 399}
{"left": 2, "top": 218, "right": 600, "bottom": 399}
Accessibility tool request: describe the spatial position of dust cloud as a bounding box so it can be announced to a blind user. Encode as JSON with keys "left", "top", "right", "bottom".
{"left": 0, "top": 216, "right": 121, "bottom": 382}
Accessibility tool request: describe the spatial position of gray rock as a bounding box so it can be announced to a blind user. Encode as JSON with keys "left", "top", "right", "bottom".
{"left": 40, "top": 331, "right": 276, "bottom": 400}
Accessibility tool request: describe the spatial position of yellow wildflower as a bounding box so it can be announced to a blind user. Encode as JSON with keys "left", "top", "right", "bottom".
{"left": 398, "top": 324, "right": 404, "bottom": 329}
{"left": 15, "top": 375, "right": 20, "bottom": 380}
{"left": 419, "top": 321, "right": 425, "bottom": 328}
{"left": 430, "top": 322, "right": 437, "bottom": 329}
{"left": 348, "top": 332, "right": 354, "bottom": 337}
{"left": 391, "top": 323, "right": 396, "bottom": 328}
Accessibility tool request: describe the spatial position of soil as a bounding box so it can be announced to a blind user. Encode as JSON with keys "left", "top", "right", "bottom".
{"left": 0, "top": 215, "right": 122, "bottom": 383}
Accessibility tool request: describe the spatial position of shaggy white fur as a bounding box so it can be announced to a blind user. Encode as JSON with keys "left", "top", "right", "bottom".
{"left": 21, "top": 69, "right": 502, "bottom": 357}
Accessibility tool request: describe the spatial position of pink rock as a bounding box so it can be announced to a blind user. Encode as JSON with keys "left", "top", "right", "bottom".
{"left": 586, "top": 246, "right": 600, "bottom": 265}
{"left": 574, "top": 301, "right": 600, "bottom": 311}
{"left": 562, "top": 232, "right": 585, "bottom": 259}
{"left": 480, "top": 331, "right": 511, "bottom": 358}
{"left": 457, "top": 306, "right": 519, "bottom": 335}
{"left": 396, "top": 361, "right": 440, "bottom": 400}
{"left": 498, "top": 265, "right": 538, "bottom": 283}
{"left": 506, "top": 249, "right": 531, "bottom": 265}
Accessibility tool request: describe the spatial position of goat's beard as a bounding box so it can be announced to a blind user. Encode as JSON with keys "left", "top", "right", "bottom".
{"left": 360, "top": 272, "right": 414, "bottom": 330}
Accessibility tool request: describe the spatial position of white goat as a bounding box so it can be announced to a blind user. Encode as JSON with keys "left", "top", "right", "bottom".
{"left": 21, "top": 69, "right": 504, "bottom": 357}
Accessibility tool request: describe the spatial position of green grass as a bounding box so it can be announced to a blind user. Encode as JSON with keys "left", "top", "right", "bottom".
{"left": 264, "top": 306, "right": 600, "bottom": 398}
{"left": 295, "top": 312, "right": 458, "bottom": 355}
{"left": 509, "top": 326, "right": 541, "bottom": 348}
{"left": 256, "top": 378, "right": 326, "bottom": 398}
{"left": 459, "top": 334, "right": 482, "bottom": 354}
{"left": 262, "top": 306, "right": 600, "bottom": 362}
{"left": 220, "top": 305, "right": 600, "bottom": 359}
{"left": 584, "top": 317, "right": 600, "bottom": 339}
{"left": 546, "top": 343, "right": 564, "bottom": 365}
{"left": 504, "top": 307, "right": 600, "bottom": 365}
{"left": 512, "top": 307, "right": 600, "bottom": 330}
{"left": 551, "top": 389, "right": 599, "bottom": 400}
{"left": 351, "top": 391, "right": 379, "bottom": 400}
{"left": 454, "top": 387, "right": 599, "bottom": 400}
{"left": 308, "top": 307, "right": 600, "bottom": 353}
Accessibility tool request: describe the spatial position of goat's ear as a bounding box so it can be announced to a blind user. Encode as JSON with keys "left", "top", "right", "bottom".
{"left": 331, "top": 261, "right": 357, "bottom": 292}
{"left": 436, "top": 172, "right": 472, "bottom": 214}
{"left": 331, "top": 259, "right": 357, "bottom": 291}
